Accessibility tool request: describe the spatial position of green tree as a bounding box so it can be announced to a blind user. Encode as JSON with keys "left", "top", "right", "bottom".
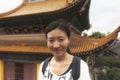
{"left": 96, "top": 56, "right": 120, "bottom": 68}
{"left": 96, "top": 56, "right": 120, "bottom": 80}
{"left": 98, "top": 68, "right": 120, "bottom": 80}
{"left": 89, "top": 31, "right": 106, "bottom": 38}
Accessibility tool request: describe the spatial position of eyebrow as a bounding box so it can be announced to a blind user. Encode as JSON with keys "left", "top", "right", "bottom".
{"left": 48, "top": 36, "right": 65, "bottom": 39}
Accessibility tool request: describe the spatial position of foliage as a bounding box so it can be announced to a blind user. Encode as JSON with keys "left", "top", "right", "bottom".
{"left": 96, "top": 56, "right": 120, "bottom": 80}
{"left": 89, "top": 31, "right": 106, "bottom": 38}
{"left": 96, "top": 56, "right": 120, "bottom": 68}
{"left": 98, "top": 68, "right": 120, "bottom": 80}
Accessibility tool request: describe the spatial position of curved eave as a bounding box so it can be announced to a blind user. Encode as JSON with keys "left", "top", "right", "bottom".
{"left": 71, "top": 26, "right": 120, "bottom": 55}
{"left": 0, "top": 0, "right": 68, "bottom": 18}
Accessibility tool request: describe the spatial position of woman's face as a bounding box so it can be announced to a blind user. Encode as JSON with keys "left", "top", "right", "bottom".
{"left": 47, "top": 28, "right": 70, "bottom": 57}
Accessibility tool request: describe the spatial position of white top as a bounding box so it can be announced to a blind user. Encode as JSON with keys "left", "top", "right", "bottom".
{"left": 38, "top": 59, "right": 91, "bottom": 80}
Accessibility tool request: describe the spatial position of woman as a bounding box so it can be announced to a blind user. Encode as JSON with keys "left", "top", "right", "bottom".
{"left": 39, "top": 19, "right": 91, "bottom": 80}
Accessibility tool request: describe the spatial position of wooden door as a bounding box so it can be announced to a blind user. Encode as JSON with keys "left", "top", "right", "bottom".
{"left": 24, "top": 63, "right": 36, "bottom": 80}
{"left": 4, "top": 62, "right": 15, "bottom": 80}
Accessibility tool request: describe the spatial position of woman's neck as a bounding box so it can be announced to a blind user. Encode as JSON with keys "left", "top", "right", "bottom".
{"left": 53, "top": 52, "right": 72, "bottom": 62}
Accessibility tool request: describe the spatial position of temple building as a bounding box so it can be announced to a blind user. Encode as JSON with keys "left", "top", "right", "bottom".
{"left": 0, "top": 0, "right": 119, "bottom": 80}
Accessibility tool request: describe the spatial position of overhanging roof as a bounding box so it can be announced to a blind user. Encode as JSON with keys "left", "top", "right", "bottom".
{"left": 0, "top": 0, "right": 91, "bottom": 31}
{"left": 0, "top": 26, "right": 119, "bottom": 55}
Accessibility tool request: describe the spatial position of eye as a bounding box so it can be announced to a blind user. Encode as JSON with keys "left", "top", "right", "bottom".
{"left": 59, "top": 38, "right": 64, "bottom": 42}
{"left": 48, "top": 39, "right": 54, "bottom": 43}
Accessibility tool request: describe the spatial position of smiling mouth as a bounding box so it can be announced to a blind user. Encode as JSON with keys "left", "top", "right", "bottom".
{"left": 52, "top": 49, "right": 62, "bottom": 52}
{"left": 52, "top": 50, "right": 61, "bottom": 52}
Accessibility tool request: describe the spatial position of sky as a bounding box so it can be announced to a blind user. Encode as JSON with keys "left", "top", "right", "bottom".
{"left": 88, "top": 0, "right": 120, "bottom": 38}
{"left": 0, "top": 0, "right": 120, "bottom": 38}
{"left": 0, "top": 0, "right": 23, "bottom": 13}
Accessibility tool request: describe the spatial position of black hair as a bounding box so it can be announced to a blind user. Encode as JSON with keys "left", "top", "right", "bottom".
{"left": 45, "top": 19, "right": 71, "bottom": 38}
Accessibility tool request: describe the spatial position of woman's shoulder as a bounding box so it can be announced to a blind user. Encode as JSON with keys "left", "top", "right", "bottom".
{"left": 40, "top": 57, "right": 52, "bottom": 66}
{"left": 80, "top": 59, "right": 88, "bottom": 66}
{"left": 39, "top": 61, "right": 44, "bottom": 70}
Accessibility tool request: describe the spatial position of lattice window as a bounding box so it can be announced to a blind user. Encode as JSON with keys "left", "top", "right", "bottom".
{"left": 15, "top": 63, "right": 24, "bottom": 80}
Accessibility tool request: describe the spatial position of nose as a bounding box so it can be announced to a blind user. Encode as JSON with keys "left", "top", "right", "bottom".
{"left": 53, "top": 41, "right": 60, "bottom": 48}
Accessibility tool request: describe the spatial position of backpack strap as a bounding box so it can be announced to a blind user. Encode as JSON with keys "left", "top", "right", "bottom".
{"left": 72, "top": 56, "right": 81, "bottom": 80}
{"left": 42, "top": 57, "right": 51, "bottom": 75}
